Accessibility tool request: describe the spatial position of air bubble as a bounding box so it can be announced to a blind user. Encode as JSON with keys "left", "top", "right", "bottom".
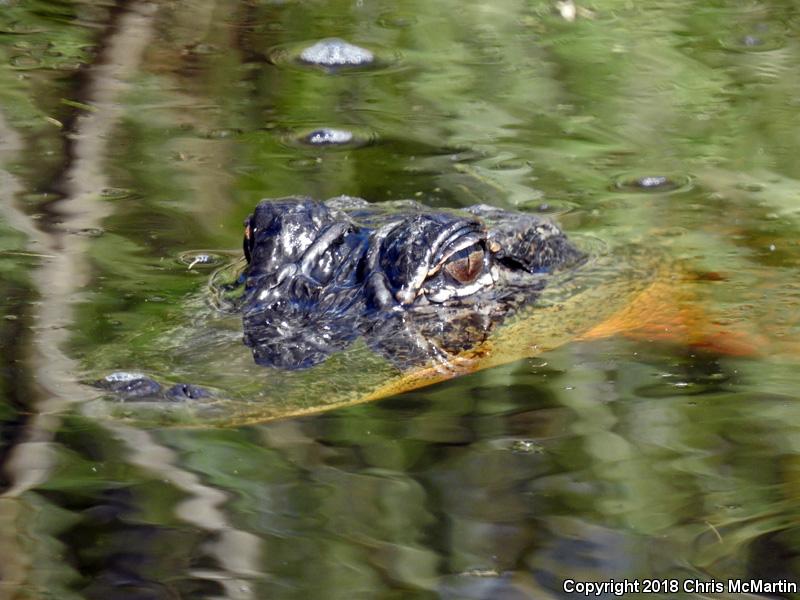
{"left": 510, "top": 439, "right": 545, "bottom": 454}
{"left": 281, "top": 125, "right": 378, "bottom": 149}
{"left": 306, "top": 128, "right": 353, "bottom": 145}
{"left": 269, "top": 38, "right": 398, "bottom": 73}
{"left": 610, "top": 172, "right": 693, "bottom": 194}
{"left": 519, "top": 198, "right": 577, "bottom": 215}
{"left": 299, "top": 38, "right": 374, "bottom": 67}
{"left": 178, "top": 251, "right": 227, "bottom": 269}
{"left": 721, "top": 28, "right": 786, "bottom": 52}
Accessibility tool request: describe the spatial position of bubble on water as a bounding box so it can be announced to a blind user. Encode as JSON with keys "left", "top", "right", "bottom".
{"left": 721, "top": 25, "right": 787, "bottom": 52}
{"left": 510, "top": 439, "right": 545, "bottom": 454}
{"left": 282, "top": 125, "right": 378, "bottom": 149}
{"left": 641, "top": 176, "right": 668, "bottom": 188}
{"left": 449, "top": 149, "right": 486, "bottom": 163}
{"left": 610, "top": 172, "right": 693, "bottom": 194}
{"left": 178, "top": 251, "right": 227, "bottom": 270}
{"left": 299, "top": 38, "right": 373, "bottom": 67}
{"left": 519, "top": 198, "right": 577, "bottom": 215}
{"left": 306, "top": 128, "right": 353, "bottom": 145}
{"left": 269, "top": 38, "right": 397, "bottom": 73}
{"left": 742, "top": 35, "right": 762, "bottom": 47}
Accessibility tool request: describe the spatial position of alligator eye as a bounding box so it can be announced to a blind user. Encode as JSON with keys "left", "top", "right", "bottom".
{"left": 443, "top": 245, "right": 484, "bottom": 284}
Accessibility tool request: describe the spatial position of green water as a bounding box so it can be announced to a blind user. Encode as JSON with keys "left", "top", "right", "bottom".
{"left": 2, "top": 0, "right": 800, "bottom": 597}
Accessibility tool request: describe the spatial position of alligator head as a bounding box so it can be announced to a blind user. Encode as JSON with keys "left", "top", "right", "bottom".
{"left": 241, "top": 196, "right": 584, "bottom": 369}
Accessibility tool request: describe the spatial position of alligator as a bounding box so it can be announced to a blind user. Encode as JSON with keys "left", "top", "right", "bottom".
{"left": 96, "top": 196, "right": 585, "bottom": 405}
{"left": 94, "top": 195, "right": 750, "bottom": 426}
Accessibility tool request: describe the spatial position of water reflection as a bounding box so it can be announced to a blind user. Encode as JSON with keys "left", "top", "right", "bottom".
{"left": 1, "top": 0, "right": 800, "bottom": 597}
{"left": 38, "top": 347, "right": 800, "bottom": 598}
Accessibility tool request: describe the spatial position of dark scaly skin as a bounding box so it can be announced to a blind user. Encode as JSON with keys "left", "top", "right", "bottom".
{"left": 241, "top": 196, "right": 584, "bottom": 370}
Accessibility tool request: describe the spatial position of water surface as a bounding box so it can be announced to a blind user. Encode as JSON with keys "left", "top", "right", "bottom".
{"left": 1, "top": 0, "right": 800, "bottom": 597}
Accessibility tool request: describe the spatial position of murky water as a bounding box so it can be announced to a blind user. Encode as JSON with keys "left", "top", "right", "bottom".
{"left": 2, "top": 0, "right": 800, "bottom": 597}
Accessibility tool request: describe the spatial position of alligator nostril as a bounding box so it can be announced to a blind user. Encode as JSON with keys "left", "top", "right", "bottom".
{"left": 97, "top": 372, "right": 162, "bottom": 399}
{"left": 166, "top": 383, "right": 212, "bottom": 402}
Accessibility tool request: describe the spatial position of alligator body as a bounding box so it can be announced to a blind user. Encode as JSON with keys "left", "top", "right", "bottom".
{"left": 93, "top": 196, "right": 680, "bottom": 426}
